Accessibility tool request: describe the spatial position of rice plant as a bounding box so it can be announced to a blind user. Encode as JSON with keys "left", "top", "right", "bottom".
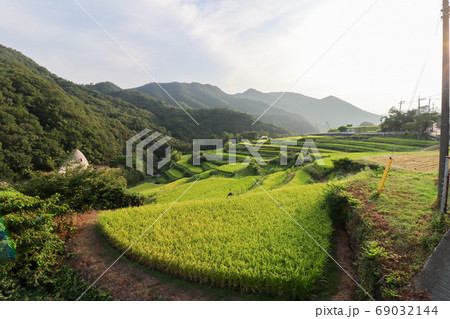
{"left": 98, "top": 184, "right": 332, "bottom": 299}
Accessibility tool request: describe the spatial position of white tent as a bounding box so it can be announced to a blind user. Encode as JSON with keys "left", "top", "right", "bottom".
{"left": 58, "top": 149, "right": 89, "bottom": 174}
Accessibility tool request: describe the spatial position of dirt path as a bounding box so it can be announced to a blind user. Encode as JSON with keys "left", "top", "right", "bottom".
{"left": 68, "top": 211, "right": 356, "bottom": 301}
{"left": 67, "top": 211, "right": 242, "bottom": 301}
{"left": 330, "top": 229, "right": 357, "bottom": 301}
{"left": 249, "top": 176, "right": 265, "bottom": 190}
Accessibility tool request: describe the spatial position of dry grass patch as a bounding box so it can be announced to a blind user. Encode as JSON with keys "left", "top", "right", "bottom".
{"left": 363, "top": 153, "right": 438, "bottom": 173}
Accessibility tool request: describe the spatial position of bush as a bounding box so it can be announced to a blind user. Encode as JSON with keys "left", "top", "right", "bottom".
{"left": 0, "top": 187, "right": 110, "bottom": 300}
{"left": 332, "top": 157, "right": 365, "bottom": 173}
{"left": 122, "top": 168, "right": 146, "bottom": 186}
{"left": 248, "top": 160, "right": 262, "bottom": 175}
{"left": 303, "top": 162, "right": 330, "bottom": 181}
{"left": 16, "top": 167, "right": 144, "bottom": 211}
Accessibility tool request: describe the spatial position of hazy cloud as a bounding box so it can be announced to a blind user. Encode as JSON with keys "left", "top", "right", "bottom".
{"left": 0, "top": 0, "right": 443, "bottom": 114}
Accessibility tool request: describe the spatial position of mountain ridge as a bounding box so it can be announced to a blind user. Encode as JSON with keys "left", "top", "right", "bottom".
{"left": 134, "top": 82, "right": 318, "bottom": 134}
{"left": 235, "top": 89, "right": 380, "bottom": 130}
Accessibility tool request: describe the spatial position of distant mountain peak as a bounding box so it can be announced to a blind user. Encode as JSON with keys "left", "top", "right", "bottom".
{"left": 243, "top": 88, "right": 261, "bottom": 94}
{"left": 321, "top": 95, "right": 340, "bottom": 101}
{"left": 235, "top": 89, "right": 380, "bottom": 131}
{"left": 87, "top": 81, "right": 122, "bottom": 94}
{"left": 134, "top": 82, "right": 317, "bottom": 134}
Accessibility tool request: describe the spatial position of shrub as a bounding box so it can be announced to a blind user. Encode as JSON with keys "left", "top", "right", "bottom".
{"left": 16, "top": 167, "right": 144, "bottom": 211}
{"left": 248, "top": 160, "right": 262, "bottom": 175}
{"left": 0, "top": 187, "right": 110, "bottom": 300}
{"left": 331, "top": 157, "right": 365, "bottom": 173}
{"left": 121, "top": 168, "right": 146, "bottom": 186}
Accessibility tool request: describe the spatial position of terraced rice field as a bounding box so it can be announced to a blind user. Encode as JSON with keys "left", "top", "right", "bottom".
{"left": 176, "top": 159, "right": 203, "bottom": 174}
{"left": 283, "top": 170, "right": 313, "bottom": 187}
{"left": 99, "top": 183, "right": 332, "bottom": 299}
{"left": 154, "top": 176, "right": 257, "bottom": 203}
{"left": 129, "top": 178, "right": 188, "bottom": 197}
{"left": 250, "top": 171, "right": 287, "bottom": 192}
{"left": 166, "top": 167, "right": 184, "bottom": 180}
{"left": 106, "top": 135, "right": 439, "bottom": 299}
{"left": 216, "top": 163, "right": 249, "bottom": 174}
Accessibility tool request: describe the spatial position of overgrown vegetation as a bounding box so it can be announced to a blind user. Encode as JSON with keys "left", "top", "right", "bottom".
{"left": 326, "top": 170, "right": 447, "bottom": 300}
{"left": 16, "top": 167, "right": 144, "bottom": 211}
{"left": 0, "top": 186, "right": 111, "bottom": 300}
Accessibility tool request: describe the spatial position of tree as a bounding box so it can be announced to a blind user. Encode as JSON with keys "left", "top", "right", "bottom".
{"left": 380, "top": 107, "right": 439, "bottom": 135}
{"left": 380, "top": 108, "right": 417, "bottom": 132}
{"left": 360, "top": 121, "right": 375, "bottom": 126}
{"left": 241, "top": 131, "right": 258, "bottom": 140}
{"left": 221, "top": 131, "right": 233, "bottom": 142}
{"left": 404, "top": 113, "right": 440, "bottom": 134}
{"left": 338, "top": 126, "right": 348, "bottom": 132}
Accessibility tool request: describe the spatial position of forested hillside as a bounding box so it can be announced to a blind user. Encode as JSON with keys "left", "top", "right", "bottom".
{"left": 87, "top": 82, "right": 288, "bottom": 141}
{"left": 0, "top": 45, "right": 160, "bottom": 180}
{"left": 133, "top": 82, "right": 317, "bottom": 134}
{"left": 0, "top": 45, "right": 288, "bottom": 180}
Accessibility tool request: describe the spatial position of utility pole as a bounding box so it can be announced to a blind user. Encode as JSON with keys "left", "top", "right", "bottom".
{"left": 429, "top": 98, "right": 432, "bottom": 113}
{"left": 439, "top": 0, "right": 450, "bottom": 202}
{"left": 418, "top": 96, "right": 421, "bottom": 114}
{"left": 418, "top": 96, "right": 426, "bottom": 114}
{"left": 399, "top": 99, "right": 405, "bottom": 112}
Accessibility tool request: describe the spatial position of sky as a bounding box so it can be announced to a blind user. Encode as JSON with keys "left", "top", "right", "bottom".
{"left": 0, "top": 0, "right": 445, "bottom": 115}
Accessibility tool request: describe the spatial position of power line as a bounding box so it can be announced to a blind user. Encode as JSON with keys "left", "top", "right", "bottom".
{"left": 407, "top": 11, "right": 442, "bottom": 110}
{"left": 251, "top": 0, "right": 380, "bottom": 125}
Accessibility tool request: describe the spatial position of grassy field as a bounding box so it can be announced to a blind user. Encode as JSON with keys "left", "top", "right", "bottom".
{"left": 364, "top": 152, "right": 439, "bottom": 173}
{"left": 202, "top": 162, "right": 218, "bottom": 170}
{"left": 127, "top": 182, "right": 160, "bottom": 194}
{"left": 99, "top": 183, "right": 332, "bottom": 299}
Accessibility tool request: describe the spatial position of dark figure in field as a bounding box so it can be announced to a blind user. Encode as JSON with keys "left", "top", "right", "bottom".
{"left": 227, "top": 192, "right": 234, "bottom": 198}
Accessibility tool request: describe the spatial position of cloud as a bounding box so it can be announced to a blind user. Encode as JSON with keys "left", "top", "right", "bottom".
{"left": 0, "top": 0, "right": 444, "bottom": 113}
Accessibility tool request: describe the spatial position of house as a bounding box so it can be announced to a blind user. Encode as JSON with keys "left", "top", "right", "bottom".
{"left": 426, "top": 123, "right": 441, "bottom": 139}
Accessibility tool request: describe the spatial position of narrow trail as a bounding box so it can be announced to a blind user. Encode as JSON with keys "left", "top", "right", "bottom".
{"left": 249, "top": 176, "right": 265, "bottom": 190}
{"left": 330, "top": 229, "right": 357, "bottom": 301}
{"left": 67, "top": 211, "right": 242, "bottom": 301}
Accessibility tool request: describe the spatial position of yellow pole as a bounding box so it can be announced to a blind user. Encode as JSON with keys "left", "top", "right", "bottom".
{"left": 378, "top": 157, "right": 393, "bottom": 195}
